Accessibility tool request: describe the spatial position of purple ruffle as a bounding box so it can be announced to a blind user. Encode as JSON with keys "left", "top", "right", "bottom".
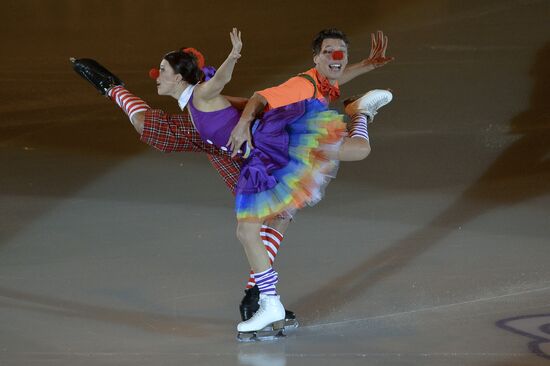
{"left": 235, "top": 101, "right": 308, "bottom": 195}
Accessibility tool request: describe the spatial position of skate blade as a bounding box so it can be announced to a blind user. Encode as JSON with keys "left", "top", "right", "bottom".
{"left": 237, "top": 329, "right": 285, "bottom": 343}
{"left": 257, "top": 318, "right": 298, "bottom": 333}
{"left": 284, "top": 318, "right": 299, "bottom": 331}
{"left": 237, "top": 320, "right": 286, "bottom": 342}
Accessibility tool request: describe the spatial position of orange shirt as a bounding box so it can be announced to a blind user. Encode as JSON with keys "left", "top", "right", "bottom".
{"left": 257, "top": 68, "right": 339, "bottom": 110}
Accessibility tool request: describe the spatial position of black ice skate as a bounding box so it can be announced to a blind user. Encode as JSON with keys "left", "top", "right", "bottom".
{"left": 240, "top": 286, "right": 260, "bottom": 321}
{"left": 70, "top": 57, "right": 124, "bottom": 96}
{"left": 239, "top": 285, "right": 299, "bottom": 337}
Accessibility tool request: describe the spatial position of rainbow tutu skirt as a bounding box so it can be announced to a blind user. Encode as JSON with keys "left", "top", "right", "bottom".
{"left": 235, "top": 99, "right": 346, "bottom": 221}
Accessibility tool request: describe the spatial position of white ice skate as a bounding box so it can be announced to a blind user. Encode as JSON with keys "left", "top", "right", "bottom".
{"left": 344, "top": 89, "right": 393, "bottom": 123}
{"left": 237, "top": 294, "right": 286, "bottom": 342}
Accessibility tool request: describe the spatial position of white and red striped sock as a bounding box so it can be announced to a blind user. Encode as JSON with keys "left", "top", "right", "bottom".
{"left": 108, "top": 86, "right": 150, "bottom": 122}
{"left": 245, "top": 225, "right": 284, "bottom": 289}
{"left": 349, "top": 113, "right": 369, "bottom": 141}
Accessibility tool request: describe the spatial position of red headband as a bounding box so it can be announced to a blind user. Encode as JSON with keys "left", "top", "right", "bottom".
{"left": 148, "top": 47, "right": 206, "bottom": 80}
{"left": 183, "top": 47, "right": 205, "bottom": 69}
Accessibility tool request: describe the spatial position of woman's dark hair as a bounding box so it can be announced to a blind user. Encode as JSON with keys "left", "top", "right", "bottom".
{"left": 311, "top": 28, "right": 349, "bottom": 55}
{"left": 163, "top": 49, "right": 204, "bottom": 85}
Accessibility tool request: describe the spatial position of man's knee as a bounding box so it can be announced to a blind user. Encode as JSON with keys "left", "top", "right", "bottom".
{"left": 346, "top": 137, "right": 371, "bottom": 160}
{"left": 236, "top": 221, "right": 253, "bottom": 244}
{"left": 264, "top": 215, "right": 291, "bottom": 234}
{"left": 356, "top": 140, "right": 371, "bottom": 160}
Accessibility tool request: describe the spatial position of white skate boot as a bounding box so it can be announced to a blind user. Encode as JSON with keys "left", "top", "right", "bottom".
{"left": 237, "top": 294, "right": 286, "bottom": 342}
{"left": 344, "top": 89, "right": 393, "bottom": 123}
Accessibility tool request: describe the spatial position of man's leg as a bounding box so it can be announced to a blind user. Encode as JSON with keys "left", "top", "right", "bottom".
{"left": 334, "top": 89, "right": 393, "bottom": 161}
{"left": 337, "top": 135, "right": 372, "bottom": 161}
{"left": 236, "top": 221, "right": 286, "bottom": 335}
{"left": 244, "top": 216, "right": 289, "bottom": 290}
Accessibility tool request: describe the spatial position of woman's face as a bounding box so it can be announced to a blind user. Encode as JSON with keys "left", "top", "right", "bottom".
{"left": 156, "top": 59, "right": 182, "bottom": 95}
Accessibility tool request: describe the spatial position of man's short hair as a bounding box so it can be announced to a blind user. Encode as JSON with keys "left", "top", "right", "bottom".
{"left": 312, "top": 28, "right": 349, "bottom": 55}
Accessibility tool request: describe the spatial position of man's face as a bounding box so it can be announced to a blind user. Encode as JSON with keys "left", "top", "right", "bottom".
{"left": 313, "top": 38, "right": 348, "bottom": 82}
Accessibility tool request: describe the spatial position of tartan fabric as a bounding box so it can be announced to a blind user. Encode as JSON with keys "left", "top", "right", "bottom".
{"left": 141, "top": 108, "right": 242, "bottom": 193}
{"left": 206, "top": 154, "right": 241, "bottom": 195}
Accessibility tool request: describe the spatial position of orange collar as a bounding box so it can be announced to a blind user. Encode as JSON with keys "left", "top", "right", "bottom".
{"left": 307, "top": 68, "right": 340, "bottom": 102}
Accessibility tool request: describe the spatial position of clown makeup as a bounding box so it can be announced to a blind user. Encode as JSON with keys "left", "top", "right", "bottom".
{"left": 156, "top": 59, "right": 185, "bottom": 96}
{"left": 314, "top": 38, "right": 348, "bottom": 83}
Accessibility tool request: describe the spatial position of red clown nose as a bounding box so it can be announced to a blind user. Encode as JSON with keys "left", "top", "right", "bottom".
{"left": 149, "top": 68, "right": 160, "bottom": 80}
{"left": 332, "top": 51, "right": 344, "bottom": 60}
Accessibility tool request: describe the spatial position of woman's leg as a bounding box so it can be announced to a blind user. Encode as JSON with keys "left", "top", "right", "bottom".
{"left": 108, "top": 86, "right": 149, "bottom": 134}
{"left": 130, "top": 111, "right": 146, "bottom": 135}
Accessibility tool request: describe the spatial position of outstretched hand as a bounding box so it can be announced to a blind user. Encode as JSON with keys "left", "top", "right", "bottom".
{"left": 363, "top": 30, "right": 394, "bottom": 69}
{"left": 229, "top": 27, "right": 242, "bottom": 60}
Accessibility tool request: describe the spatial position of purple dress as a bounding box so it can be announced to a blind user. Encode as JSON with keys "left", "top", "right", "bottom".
{"left": 187, "top": 95, "right": 241, "bottom": 152}
{"left": 188, "top": 94, "right": 346, "bottom": 221}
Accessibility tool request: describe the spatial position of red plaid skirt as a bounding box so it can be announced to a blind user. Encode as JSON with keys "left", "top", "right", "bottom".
{"left": 141, "top": 109, "right": 242, "bottom": 194}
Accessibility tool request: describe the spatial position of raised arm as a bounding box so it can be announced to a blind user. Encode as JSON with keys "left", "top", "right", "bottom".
{"left": 339, "top": 30, "right": 394, "bottom": 85}
{"left": 195, "top": 28, "right": 242, "bottom": 100}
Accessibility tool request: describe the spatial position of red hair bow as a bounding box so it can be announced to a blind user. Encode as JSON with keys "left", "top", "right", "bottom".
{"left": 183, "top": 47, "right": 205, "bottom": 69}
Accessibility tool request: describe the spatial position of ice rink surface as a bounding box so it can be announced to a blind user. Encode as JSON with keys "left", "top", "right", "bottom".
{"left": 1, "top": 0, "right": 549, "bottom": 365}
